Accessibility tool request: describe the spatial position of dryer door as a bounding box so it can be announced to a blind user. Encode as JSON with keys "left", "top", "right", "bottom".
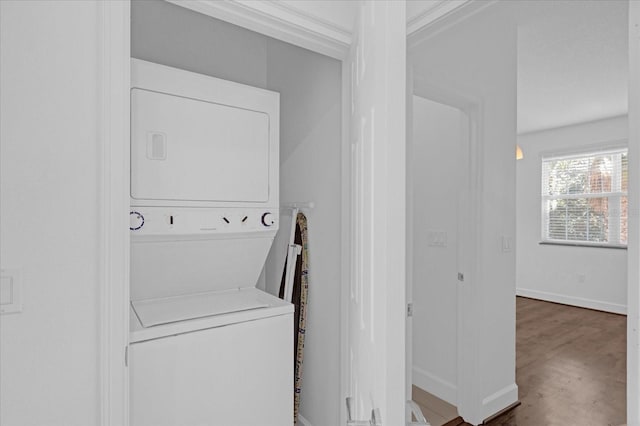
{"left": 131, "top": 88, "right": 270, "bottom": 203}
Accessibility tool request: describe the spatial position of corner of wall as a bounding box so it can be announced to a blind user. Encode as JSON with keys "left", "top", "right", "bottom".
{"left": 412, "top": 366, "right": 457, "bottom": 407}
{"left": 481, "top": 383, "right": 518, "bottom": 422}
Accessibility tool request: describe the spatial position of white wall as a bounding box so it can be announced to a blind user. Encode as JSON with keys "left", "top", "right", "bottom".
{"left": 516, "top": 115, "right": 628, "bottom": 314}
{"left": 131, "top": 0, "right": 268, "bottom": 89}
{"left": 265, "top": 38, "right": 343, "bottom": 426}
{"left": 132, "top": 3, "right": 343, "bottom": 425}
{"left": 0, "top": 1, "right": 101, "bottom": 424}
{"left": 411, "top": 4, "right": 518, "bottom": 422}
{"left": 411, "top": 96, "right": 463, "bottom": 405}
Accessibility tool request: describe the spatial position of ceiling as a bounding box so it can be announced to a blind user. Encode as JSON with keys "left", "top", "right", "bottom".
{"left": 517, "top": 0, "right": 628, "bottom": 134}
{"left": 186, "top": 1, "right": 628, "bottom": 135}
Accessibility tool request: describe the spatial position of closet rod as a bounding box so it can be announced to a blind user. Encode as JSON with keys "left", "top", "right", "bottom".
{"left": 282, "top": 201, "right": 315, "bottom": 210}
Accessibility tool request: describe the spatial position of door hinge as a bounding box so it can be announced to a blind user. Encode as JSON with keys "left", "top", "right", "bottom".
{"left": 124, "top": 345, "right": 129, "bottom": 367}
{"left": 407, "top": 303, "right": 413, "bottom": 317}
{"left": 457, "top": 272, "right": 464, "bottom": 282}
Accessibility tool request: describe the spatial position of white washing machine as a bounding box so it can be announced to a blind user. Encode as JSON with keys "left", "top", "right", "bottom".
{"left": 129, "top": 289, "right": 293, "bottom": 426}
{"left": 128, "top": 59, "right": 292, "bottom": 426}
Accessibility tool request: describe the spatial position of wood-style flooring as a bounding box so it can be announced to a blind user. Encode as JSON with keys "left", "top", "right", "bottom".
{"left": 412, "top": 385, "right": 463, "bottom": 426}
{"left": 416, "top": 297, "right": 626, "bottom": 426}
{"left": 483, "top": 297, "right": 626, "bottom": 426}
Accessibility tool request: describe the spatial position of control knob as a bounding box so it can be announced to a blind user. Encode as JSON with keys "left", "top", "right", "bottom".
{"left": 130, "top": 211, "right": 144, "bottom": 231}
{"left": 261, "top": 212, "right": 275, "bottom": 227}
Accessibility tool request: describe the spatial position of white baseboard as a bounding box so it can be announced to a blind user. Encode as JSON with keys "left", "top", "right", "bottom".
{"left": 298, "top": 414, "right": 312, "bottom": 426}
{"left": 516, "top": 288, "right": 627, "bottom": 315}
{"left": 412, "top": 365, "right": 457, "bottom": 406}
{"left": 481, "top": 382, "right": 518, "bottom": 421}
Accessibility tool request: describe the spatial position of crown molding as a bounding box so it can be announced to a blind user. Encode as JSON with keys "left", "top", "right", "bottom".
{"left": 167, "top": 1, "right": 483, "bottom": 61}
{"left": 407, "top": 0, "right": 472, "bottom": 36}
{"left": 166, "top": 0, "right": 351, "bottom": 60}
{"left": 408, "top": 0, "right": 499, "bottom": 51}
{"left": 266, "top": 1, "right": 352, "bottom": 36}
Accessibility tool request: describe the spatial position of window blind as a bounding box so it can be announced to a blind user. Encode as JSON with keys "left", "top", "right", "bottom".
{"left": 541, "top": 148, "right": 628, "bottom": 246}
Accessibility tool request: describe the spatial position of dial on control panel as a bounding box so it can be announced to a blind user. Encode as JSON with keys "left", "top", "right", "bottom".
{"left": 261, "top": 212, "right": 274, "bottom": 227}
{"left": 130, "top": 211, "right": 144, "bottom": 231}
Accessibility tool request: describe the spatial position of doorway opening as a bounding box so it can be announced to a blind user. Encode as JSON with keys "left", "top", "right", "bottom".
{"left": 513, "top": 1, "right": 628, "bottom": 425}
{"left": 407, "top": 1, "right": 629, "bottom": 425}
{"left": 408, "top": 93, "right": 471, "bottom": 425}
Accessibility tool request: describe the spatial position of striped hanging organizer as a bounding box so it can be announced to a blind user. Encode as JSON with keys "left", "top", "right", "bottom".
{"left": 279, "top": 211, "right": 309, "bottom": 426}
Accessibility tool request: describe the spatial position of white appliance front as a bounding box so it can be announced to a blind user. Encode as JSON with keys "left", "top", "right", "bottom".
{"left": 130, "top": 309, "right": 293, "bottom": 426}
{"left": 128, "top": 60, "right": 291, "bottom": 426}
{"left": 129, "top": 59, "right": 280, "bottom": 301}
{"left": 130, "top": 58, "right": 279, "bottom": 210}
{"left": 130, "top": 235, "right": 274, "bottom": 300}
{"left": 131, "top": 88, "right": 270, "bottom": 203}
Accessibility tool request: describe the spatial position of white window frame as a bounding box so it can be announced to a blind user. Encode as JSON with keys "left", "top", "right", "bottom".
{"left": 541, "top": 145, "right": 628, "bottom": 248}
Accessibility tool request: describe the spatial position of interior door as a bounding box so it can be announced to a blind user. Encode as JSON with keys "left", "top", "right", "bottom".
{"left": 346, "top": 1, "right": 407, "bottom": 425}
{"left": 410, "top": 95, "right": 466, "bottom": 407}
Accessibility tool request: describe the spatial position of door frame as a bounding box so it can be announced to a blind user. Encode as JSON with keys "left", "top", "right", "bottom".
{"left": 98, "top": 2, "right": 130, "bottom": 425}
{"left": 408, "top": 1, "right": 640, "bottom": 424}
{"left": 99, "top": 2, "right": 358, "bottom": 424}
{"left": 627, "top": 1, "right": 640, "bottom": 424}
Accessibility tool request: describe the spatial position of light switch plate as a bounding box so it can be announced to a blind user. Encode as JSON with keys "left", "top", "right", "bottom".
{"left": 1, "top": 268, "right": 22, "bottom": 314}
{"left": 501, "top": 236, "right": 513, "bottom": 253}
{"left": 427, "top": 230, "right": 447, "bottom": 248}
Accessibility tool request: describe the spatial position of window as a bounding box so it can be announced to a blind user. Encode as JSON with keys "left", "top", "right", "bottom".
{"left": 541, "top": 147, "right": 627, "bottom": 247}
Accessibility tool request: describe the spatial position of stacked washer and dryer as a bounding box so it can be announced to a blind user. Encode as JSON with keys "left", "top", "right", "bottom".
{"left": 128, "top": 59, "right": 293, "bottom": 426}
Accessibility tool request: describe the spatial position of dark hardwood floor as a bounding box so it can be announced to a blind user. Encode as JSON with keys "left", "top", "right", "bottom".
{"left": 478, "top": 297, "right": 626, "bottom": 426}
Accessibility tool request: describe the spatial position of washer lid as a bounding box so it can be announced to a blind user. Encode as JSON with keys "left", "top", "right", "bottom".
{"left": 131, "top": 289, "right": 269, "bottom": 328}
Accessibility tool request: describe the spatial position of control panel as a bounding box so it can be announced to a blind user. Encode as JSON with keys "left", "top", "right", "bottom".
{"left": 129, "top": 207, "right": 278, "bottom": 236}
